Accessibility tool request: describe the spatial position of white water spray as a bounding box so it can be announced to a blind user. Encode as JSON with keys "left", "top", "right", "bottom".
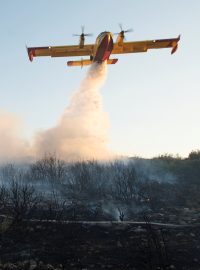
{"left": 0, "top": 63, "right": 112, "bottom": 162}
{"left": 33, "top": 63, "right": 112, "bottom": 161}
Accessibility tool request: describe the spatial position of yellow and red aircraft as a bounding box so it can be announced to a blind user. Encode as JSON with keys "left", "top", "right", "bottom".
{"left": 27, "top": 26, "right": 180, "bottom": 67}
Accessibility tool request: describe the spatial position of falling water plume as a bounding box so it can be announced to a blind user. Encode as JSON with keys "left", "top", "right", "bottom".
{"left": 33, "top": 62, "right": 112, "bottom": 161}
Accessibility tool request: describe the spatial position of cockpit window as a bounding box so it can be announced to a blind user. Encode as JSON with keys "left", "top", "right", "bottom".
{"left": 96, "top": 32, "right": 110, "bottom": 44}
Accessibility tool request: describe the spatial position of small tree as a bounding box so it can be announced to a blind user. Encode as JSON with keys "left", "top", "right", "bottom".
{"left": 0, "top": 185, "right": 8, "bottom": 214}
{"left": 112, "top": 162, "right": 138, "bottom": 202}
{"left": 30, "top": 154, "right": 66, "bottom": 183}
{"left": 0, "top": 164, "right": 17, "bottom": 182}
{"left": 8, "top": 181, "right": 40, "bottom": 223}
{"left": 188, "top": 150, "right": 200, "bottom": 160}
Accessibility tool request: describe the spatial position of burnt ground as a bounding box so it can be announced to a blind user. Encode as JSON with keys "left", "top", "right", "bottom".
{"left": 0, "top": 219, "right": 200, "bottom": 270}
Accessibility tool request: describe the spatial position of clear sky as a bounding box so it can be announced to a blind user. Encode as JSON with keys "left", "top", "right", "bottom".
{"left": 0, "top": 0, "right": 200, "bottom": 158}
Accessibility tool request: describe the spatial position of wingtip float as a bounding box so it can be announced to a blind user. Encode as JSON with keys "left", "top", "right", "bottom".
{"left": 26, "top": 27, "right": 181, "bottom": 67}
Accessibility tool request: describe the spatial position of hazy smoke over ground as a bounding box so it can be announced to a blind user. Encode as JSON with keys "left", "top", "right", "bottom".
{"left": 34, "top": 63, "right": 111, "bottom": 160}
{"left": 0, "top": 63, "right": 111, "bottom": 162}
{"left": 0, "top": 111, "right": 29, "bottom": 162}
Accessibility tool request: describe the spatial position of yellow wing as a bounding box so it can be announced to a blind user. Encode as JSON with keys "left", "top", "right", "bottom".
{"left": 112, "top": 35, "right": 180, "bottom": 55}
{"left": 27, "top": 44, "right": 94, "bottom": 61}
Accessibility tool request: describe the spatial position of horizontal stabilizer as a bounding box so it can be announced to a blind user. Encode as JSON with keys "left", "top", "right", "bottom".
{"left": 107, "top": 59, "right": 118, "bottom": 64}
{"left": 67, "top": 58, "right": 118, "bottom": 67}
{"left": 67, "top": 59, "right": 92, "bottom": 67}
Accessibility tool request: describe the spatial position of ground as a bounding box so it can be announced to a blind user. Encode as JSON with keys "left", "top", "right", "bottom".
{"left": 0, "top": 217, "right": 200, "bottom": 270}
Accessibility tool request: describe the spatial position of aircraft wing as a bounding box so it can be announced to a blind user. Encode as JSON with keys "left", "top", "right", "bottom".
{"left": 112, "top": 35, "right": 180, "bottom": 55}
{"left": 27, "top": 44, "right": 94, "bottom": 61}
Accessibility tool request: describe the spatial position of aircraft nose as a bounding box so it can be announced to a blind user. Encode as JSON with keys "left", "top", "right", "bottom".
{"left": 103, "top": 33, "right": 113, "bottom": 45}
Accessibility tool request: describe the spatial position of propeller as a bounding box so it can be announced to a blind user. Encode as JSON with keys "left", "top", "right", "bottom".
{"left": 114, "top": 23, "right": 133, "bottom": 40}
{"left": 73, "top": 26, "right": 93, "bottom": 39}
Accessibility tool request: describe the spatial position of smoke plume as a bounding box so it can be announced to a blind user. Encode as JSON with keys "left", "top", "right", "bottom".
{"left": 0, "top": 63, "right": 112, "bottom": 162}
{"left": 33, "top": 63, "right": 112, "bottom": 161}
{"left": 0, "top": 111, "right": 29, "bottom": 162}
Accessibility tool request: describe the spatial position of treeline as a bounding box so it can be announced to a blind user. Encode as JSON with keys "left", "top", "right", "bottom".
{"left": 0, "top": 150, "right": 200, "bottom": 222}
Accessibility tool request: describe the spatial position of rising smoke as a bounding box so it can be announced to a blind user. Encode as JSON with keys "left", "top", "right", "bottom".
{"left": 0, "top": 111, "right": 29, "bottom": 163}
{"left": 0, "top": 63, "right": 112, "bottom": 162}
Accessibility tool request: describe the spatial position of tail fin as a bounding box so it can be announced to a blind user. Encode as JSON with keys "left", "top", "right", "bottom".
{"left": 171, "top": 34, "right": 181, "bottom": 55}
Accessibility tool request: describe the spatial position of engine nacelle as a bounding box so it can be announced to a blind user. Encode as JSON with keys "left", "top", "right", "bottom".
{"left": 79, "top": 35, "right": 85, "bottom": 48}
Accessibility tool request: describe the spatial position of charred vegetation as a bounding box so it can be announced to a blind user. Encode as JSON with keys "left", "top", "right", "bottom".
{"left": 0, "top": 152, "right": 200, "bottom": 269}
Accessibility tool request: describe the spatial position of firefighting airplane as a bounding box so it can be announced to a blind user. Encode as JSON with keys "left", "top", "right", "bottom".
{"left": 27, "top": 26, "right": 180, "bottom": 67}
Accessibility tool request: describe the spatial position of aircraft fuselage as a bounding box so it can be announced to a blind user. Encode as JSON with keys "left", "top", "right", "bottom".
{"left": 93, "top": 32, "right": 113, "bottom": 63}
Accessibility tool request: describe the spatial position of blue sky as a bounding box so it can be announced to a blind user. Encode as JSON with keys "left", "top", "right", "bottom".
{"left": 0, "top": 0, "right": 200, "bottom": 158}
